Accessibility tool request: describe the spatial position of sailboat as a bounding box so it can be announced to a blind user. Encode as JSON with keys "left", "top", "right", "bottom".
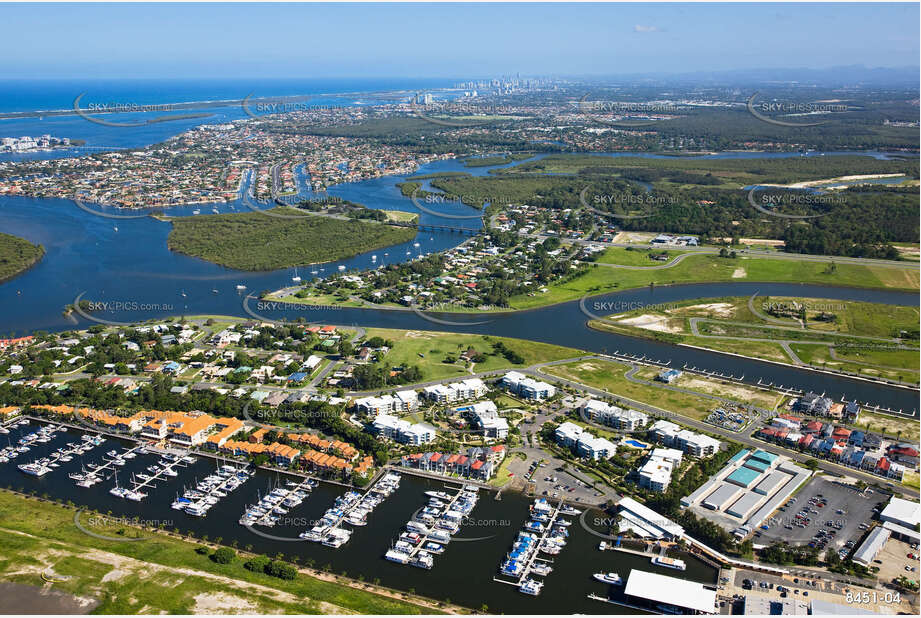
{"left": 292, "top": 267, "right": 301, "bottom": 283}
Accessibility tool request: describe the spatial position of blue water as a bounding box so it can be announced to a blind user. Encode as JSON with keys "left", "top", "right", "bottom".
{"left": 624, "top": 440, "right": 649, "bottom": 448}
{"left": 0, "top": 77, "right": 452, "bottom": 160}
{"left": 0, "top": 77, "right": 451, "bottom": 114}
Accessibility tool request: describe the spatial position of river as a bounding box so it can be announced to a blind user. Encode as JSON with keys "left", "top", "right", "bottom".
{"left": 0, "top": 150, "right": 917, "bottom": 411}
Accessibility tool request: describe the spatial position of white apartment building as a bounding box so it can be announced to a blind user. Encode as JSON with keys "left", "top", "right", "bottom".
{"left": 354, "top": 390, "right": 419, "bottom": 416}
{"left": 638, "top": 448, "right": 684, "bottom": 492}
{"left": 649, "top": 420, "right": 721, "bottom": 457}
{"left": 501, "top": 371, "right": 556, "bottom": 400}
{"left": 555, "top": 421, "right": 616, "bottom": 460}
{"left": 371, "top": 414, "right": 436, "bottom": 445}
{"left": 468, "top": 400, "right": 509, "bottom": 440}
{"left": 583, "top": 399, "right": 649, "bottom": 431}
{"left": 423, "top": 378, "right": 487, "bottom": 404}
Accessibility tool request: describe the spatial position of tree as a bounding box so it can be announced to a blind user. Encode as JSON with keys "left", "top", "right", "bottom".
{"left": 265, "top": 560, "right": 297, "bottom": 580}
{"left": 211, "top": 547, "right": 236, "bottom": 564}
{"left": 244, "top": 555, "right": 271, "bottom": 573}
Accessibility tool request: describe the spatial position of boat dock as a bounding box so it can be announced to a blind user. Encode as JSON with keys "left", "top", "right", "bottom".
{"left": 301, "top": 472, "right": 402, "bottom": 547}
{"left": 82, "top": 445, "right": 143, "bottom": 479}
{"left": 404, "top": 486, "right": 469, "bottom": 561}
{"left": 493, "top": 499, "right": 576, "bottom": 596}
{"left": 172, "top": 464, "right": 252, "bottom": 516}
{"left": 119, "top": 457, "right": 188, "bottom": 501}
{"left": 384, "top": 483, "right": 479, "bottom": 568}
{"left": 240, "top": 476, "right": 317, "bottom": 528}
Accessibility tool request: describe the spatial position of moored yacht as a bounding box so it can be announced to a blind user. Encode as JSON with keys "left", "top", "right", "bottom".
{"left": 593, "top": 572, "right": 623, "bottom": 585}
{"left": 519, "top": 578, "right": 543, "bottom": 596}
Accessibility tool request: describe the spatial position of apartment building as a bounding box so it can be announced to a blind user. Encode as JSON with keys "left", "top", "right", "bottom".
{"left": 649, "top": 420, "right": 721, "bottom": 457}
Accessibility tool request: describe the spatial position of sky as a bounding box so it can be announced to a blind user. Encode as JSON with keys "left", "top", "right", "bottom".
{"left": 1, "top": 2, "right": 918, "bottom": 79}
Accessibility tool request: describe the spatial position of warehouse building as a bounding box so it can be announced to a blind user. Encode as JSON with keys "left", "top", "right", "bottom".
{"left": 681, "top": 448, "right": 811, "bottom": 537}
{"left": 623, "top": 570, "right": 717, "bottom": 614}
{"left": 852, "top": 526, "right": 892, "bottom": 566}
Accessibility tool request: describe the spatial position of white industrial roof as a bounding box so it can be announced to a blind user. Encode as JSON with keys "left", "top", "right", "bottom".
{"left": 883, "top": 520, "right": 921, "bottom": 542}
{"left": 618, "top": 497, "right": 684, "bottom": 538}
{"left": 703, "top": 482, "right": 742, "bottom": 510}
{"left": 624, "top": 569, "right": 716, "bottom": 614}
{"left": 880, "top": 497, "right": 920, "bottom": 528}
{"left": 852, "top": 525, "right": 891, "bottom": 566}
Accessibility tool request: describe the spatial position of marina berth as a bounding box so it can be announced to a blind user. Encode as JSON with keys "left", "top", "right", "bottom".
{"left": 494, "top": 499, "right": 568, "bottom": 595}
{"left": 178, "top": 463, "right": 252, "bottom": 516}
{"left": 384, "top": 484, "right": 479, "bottom": 568}
{"left": 239, "top": 477, "right": 316, "bottom": 527}
{"left": 298, "top": 472, "right": 401, "bottom": 546}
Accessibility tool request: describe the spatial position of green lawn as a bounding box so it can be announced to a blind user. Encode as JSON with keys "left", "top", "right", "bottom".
{"left": 380, "top": 210, "right": 419, "bottom": 223}
{"left": 789, "top": 344, "right": 919, "bottom": 385}
{"left": 362, "top": 328, "right": 584, "bottom": 381}
{"left": 0, "top": 491, "right": 437, "bottom": 615}
{"left": 540, "top": 359, "right": 722, "bottom": 420}
{"left": 594, "top": 246, "right": 694, "bottom": 266}
{"left": 508, "top": 254, "right": 919, "bottom": 310}
{"left": 585, "top": 294, "right": 918, "bottom": 380}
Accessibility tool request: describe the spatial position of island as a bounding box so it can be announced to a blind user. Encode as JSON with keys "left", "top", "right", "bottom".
{"left": 0, "top": 232, "right": 44, "bottom": 283}
{"left": 165, "top": 207, "right": 416, "bottom": 271}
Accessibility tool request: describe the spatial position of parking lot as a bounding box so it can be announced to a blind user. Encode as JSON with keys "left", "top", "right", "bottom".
{"left": 755, "top": 477, "right": 882, "bottom": 553}
{"left": 875, "top": 536, "right": 921, "bottom": 584}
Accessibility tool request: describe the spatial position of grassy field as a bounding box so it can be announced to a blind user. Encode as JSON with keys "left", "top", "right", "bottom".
{"left": 584, "top": 294, "right": 919, "bottom": 383}
{"left": 0, "top": 491, "right": 438, "bottom": 615}
{"left": 594, "top": 246, "right": 694, "bottom": 266}
{"left": 853, "top": 410, "right": 920, "bottom": 444}
{"left": 0, "top": 232, "right": 44, "bottom": 283}
{"left": 501, "top": 153, "right": 918, "bottom": 185}
{"left": 508, "top": 254, "right": 920, "bottom": 310}
{"left": 380, "top": 209, "right": 419, "bottom": 223}
{"left": 167, "top": 208, "right": 416, "bottom": 270}
{"left": 540, "top": 359, "right": 724, "bottom": 420}
{"left": 789, "top": 344, "right": 919, "bottom": 385}
{"left": 362, "top": 328, "right": 584, "bottom": 381}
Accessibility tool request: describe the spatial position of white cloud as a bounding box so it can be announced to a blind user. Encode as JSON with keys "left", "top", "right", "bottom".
{"left": 633, "top": 25, "right": 661, "bottom": 33}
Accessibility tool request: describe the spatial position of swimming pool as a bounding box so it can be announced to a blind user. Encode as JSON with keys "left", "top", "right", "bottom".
{"left": 624, "top": 439, "right": 649, "bottom": 448}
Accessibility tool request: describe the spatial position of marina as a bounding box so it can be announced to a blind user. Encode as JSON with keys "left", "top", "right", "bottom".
{"left": 71, "top": 445, "right": 142, "bottom": 488}
{"left": 0, "top": 419, "right": 719, "bottom": 614}
{"left": 495, "top": 498, "right": 574, "bottom": 595}
{"left": 299, "top": 471, "right": 402, "bottom": 546}
{"left": 384, "top": 484, "right": 479, "bottom": 568}
{"left": 171, "top": 463, "right": 253, "bottom": 516}
{"left": 16, "top": 432, "right": 103, "bottom": 477}
{"left": 1, "top": 421, "right": 66, "bottom": 464}
{"left": 109, "top": 452, "right": 189, "bottom": 501}
{"left": 240, "top": 476, "right": 318, "bottom": 528}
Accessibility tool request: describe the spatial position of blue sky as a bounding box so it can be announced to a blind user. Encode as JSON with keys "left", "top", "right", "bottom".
{"left": 2, "top": 2, "right": 918, "bottom": 78}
